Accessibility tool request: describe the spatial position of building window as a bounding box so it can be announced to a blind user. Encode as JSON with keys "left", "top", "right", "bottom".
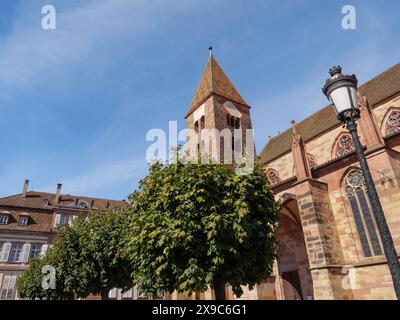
{"left": 230, "top": 116, "right": 235, "bottom": 128}
{"left": 200, "top": 116, "right": 205, "bottom": 129}
{"left": 266, "top": 169, "right": 281, "bottom": 185}
{"left": 0, "top": 215, "right": 9, "bottom": 225}
{"left": 19, "top": 216, "right": 29, "bottom": 227}
{"left": 385, "top": 110, "right": 400, "bottom": 137}
{"left": 0, "top": 275, "right": 16, "bottom": 300}
{"left": 56, "top": 214, "right": 76, "bottom": 227}
{"left": 235, "top": 118, "right": 240, "bottom": 129}
{"left": 345, "top": 170, "right": 382, "bottom": 257}
{"left": 194, "top": 121, "right": 199, "bottom": 133}
{"left": 227, "top": 115, "right": 240, "bottom": 129}
{"left": 30, "top": 244, "right": 42, "bottom": 258}
{"left": 335, "top": 134, "right": 355, "bottom": 158}
{"left": 8, "top": 243, "right": 23, "bottom": 263}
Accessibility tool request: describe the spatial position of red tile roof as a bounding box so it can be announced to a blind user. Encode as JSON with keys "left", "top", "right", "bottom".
{"left": 186, "top": 55, "right": 248, "bottom": 118}
{"left": 259, "top": 63, "right": 400, "bottom": 164}
{"left": 0, "top": 191, "right": 125, "bottom": 211}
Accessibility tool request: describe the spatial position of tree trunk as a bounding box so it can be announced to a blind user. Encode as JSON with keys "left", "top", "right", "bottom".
{"left": 213, "top": 281, "right": 226, "bottom": 300}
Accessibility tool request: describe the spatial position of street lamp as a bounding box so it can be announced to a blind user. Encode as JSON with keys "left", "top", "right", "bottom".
{"left": 323, "top": 66, "right": 400, "bottom": 300}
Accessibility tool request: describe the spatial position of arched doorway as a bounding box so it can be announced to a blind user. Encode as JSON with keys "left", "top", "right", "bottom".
{"left": 276, "top": 197, "right": 313, "bottom": 300}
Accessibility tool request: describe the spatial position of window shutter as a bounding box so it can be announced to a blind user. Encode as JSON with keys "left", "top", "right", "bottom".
{"left": 9, "top": 276, "right": 16, "bottom": 290}
{"left": 40, "top": 244, "right": 49, "bottom": 257}
{"left": 54, "top": 214, "right": 61, "bottom": 227}
{"left": 69, "top": 215, "right": 78, "bottom": 226}
{"left": 0, "top": 243, "right": 12, "bottom": 262}
{"left": 20, "top": 244, "right": 31, "bottom": 263}
{"left": 108, "top": 288, "right": 117, "bottom": 298}
{"left": 2, "top": 275, "right": 10, "bottom": 290}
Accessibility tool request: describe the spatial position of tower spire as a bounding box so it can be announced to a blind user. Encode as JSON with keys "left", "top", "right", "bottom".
{"left": 186, "top": 50, "right": 249, "bottom": 118}
{"left": 208, "top": 44, "right": 213, "bottom": 57}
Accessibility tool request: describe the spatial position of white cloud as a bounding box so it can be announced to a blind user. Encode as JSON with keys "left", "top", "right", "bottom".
{"left": 0, "top": 0, "right": 203, "bottom": 101}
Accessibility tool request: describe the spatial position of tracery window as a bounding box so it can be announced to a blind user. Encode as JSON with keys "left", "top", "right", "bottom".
{"left": 335, "top": 134, "right": 355, "bottom": 158}
{"left": 345, "top": 170, "right": 382, "bottom": 257}
{"left": 385, "top": 110, "right": 400, "bottom": 136}
{"left": 266, "top": 169, "right": 281, "bottom": 185}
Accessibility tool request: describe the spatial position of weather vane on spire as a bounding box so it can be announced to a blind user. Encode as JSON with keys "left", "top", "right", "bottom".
{"left": 208, "top": 44, "right": 213, "bottom": 57}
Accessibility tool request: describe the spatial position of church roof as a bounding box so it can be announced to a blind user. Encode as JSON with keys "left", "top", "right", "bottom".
{"left": 259, "top": 62, "right": 400, "bottom": 164}
{"left": 186, "top": 55, "right": 249, "bottom": 118}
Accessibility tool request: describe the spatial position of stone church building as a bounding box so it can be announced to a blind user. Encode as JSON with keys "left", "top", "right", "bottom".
{"left": 1, "top": 52, "right": 400, "bottom": 300}
{"left": 183, "top": 53, "right": 400, "bottom": 300}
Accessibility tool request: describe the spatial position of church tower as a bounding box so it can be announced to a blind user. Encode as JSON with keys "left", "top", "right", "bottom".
{"left": 185, "top": 48, "right": 253, "bottom": 164}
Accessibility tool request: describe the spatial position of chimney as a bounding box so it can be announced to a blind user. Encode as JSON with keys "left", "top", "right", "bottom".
{"left": 55, "top": 183, "right": 62, "bottom": 203}
{"left": 22, "top": 179, "right": 29, "bottom": 197}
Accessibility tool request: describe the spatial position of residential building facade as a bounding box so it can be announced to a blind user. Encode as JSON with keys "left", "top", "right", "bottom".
{"left": 0, "top": 180, "right": 124, "bottom": 300}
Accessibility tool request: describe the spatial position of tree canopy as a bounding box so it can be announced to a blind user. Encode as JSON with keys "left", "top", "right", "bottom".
{"left": 17, "top": 209, "right": 133, "bottom": 300}
{"left": 123, "top": 160, "right": 280, "bottom": 299}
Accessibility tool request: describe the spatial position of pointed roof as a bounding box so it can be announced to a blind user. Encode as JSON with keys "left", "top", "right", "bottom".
{"left": 186, "top": 55, "right": 249, "bottom": 118}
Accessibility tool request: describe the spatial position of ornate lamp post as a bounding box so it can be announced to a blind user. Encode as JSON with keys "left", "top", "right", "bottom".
{"left": 322, "top": 66, "right": 400, "bottom": 299}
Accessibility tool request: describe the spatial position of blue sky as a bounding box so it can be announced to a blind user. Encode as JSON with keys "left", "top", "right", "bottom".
{"left": 0, "top": 0, "right": 399, "bottom": 200}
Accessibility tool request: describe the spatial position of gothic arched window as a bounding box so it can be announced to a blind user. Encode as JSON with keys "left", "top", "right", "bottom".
{"left": 194, "top": 121, "right": 199, "bottom": 133}
{"left": 200, "top": 116, "right": 205, "bottom": 129}
{"left": 385, "top": 110, "right": 400, "bottom": 137}
{"left": 266, "top": 169, "right": 281, "bottom": 186}
{"left": 335, "top": 134, "right": 355, "bottom": 158}
{"left": 345, "top": 170, "right": 382, "bottom": 257}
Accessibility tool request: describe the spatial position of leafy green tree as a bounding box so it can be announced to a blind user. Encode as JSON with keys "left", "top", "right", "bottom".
{"left": 123, "top": 160, "right": 280, "bottom": 300}
{"left": 17, "top": 209, "right": 133, "bottom": 300}
{"left": 17, "top": 256, "right": 48, "bottom": 300}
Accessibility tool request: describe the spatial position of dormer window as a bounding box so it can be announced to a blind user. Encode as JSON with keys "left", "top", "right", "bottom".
{"left": 78, "top": 201, "right": 90, "bottom": 208}
{"left": 19, "top": 215, "right": 29, "bottom": 227}
{"left": 0, "top": 215, "right": 9, "bottom": 225}
{"left": 43, "top": 199, "right": 49, "bottom": 207}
